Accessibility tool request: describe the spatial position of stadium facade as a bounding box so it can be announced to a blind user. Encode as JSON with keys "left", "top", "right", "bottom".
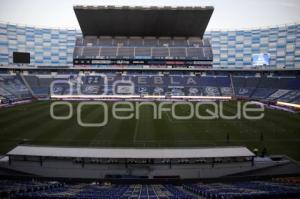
{"left": 0, "top": 22, "right": 300, "bottom": 68}
{"left": 0, "top": 23, "right": 77, "bottom": 66}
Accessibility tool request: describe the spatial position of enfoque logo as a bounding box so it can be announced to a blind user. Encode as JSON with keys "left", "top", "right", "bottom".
{"left": 50, "top": 101, "right": 265, "bottom": 127}
{"left": 49, "top": 75, "right": 265, "bottom": 127}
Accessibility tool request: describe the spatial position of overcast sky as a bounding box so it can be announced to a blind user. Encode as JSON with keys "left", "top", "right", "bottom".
{"left": 0, "top": 0, "right": 300, "bottom": 30}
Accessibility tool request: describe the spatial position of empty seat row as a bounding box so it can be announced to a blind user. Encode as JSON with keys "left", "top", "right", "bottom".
{"left": 183, "top": 181, "right": 300, "bottom": 199}
{"left": 9, "top": 182, "right": 196, "bottom": 199}
{"left": 73, "top": 47, "right": 213, "bottom": 60}
{"left": 76, "top": 37, "right": 211, "bottom": 47}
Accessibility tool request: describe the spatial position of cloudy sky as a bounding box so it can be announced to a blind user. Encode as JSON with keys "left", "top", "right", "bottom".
{"left": 0, "top": 0, "right": 300, "bottom": 30}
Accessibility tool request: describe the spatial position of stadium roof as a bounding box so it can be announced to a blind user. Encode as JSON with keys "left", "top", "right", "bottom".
{"left": 74, "top": 5, "right": 214, "bottom": 37}
{"left": 7, "top": 146, "right": 254, "bottom": 159}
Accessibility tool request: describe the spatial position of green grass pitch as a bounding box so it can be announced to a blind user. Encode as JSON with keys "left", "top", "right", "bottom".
{"left": 0, "top": 100, "right": 299, "bottom": 160}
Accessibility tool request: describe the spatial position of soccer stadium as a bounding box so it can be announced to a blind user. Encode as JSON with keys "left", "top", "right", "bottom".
{"left": 0, "top": 1, "right": 300, "bottom": 198}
